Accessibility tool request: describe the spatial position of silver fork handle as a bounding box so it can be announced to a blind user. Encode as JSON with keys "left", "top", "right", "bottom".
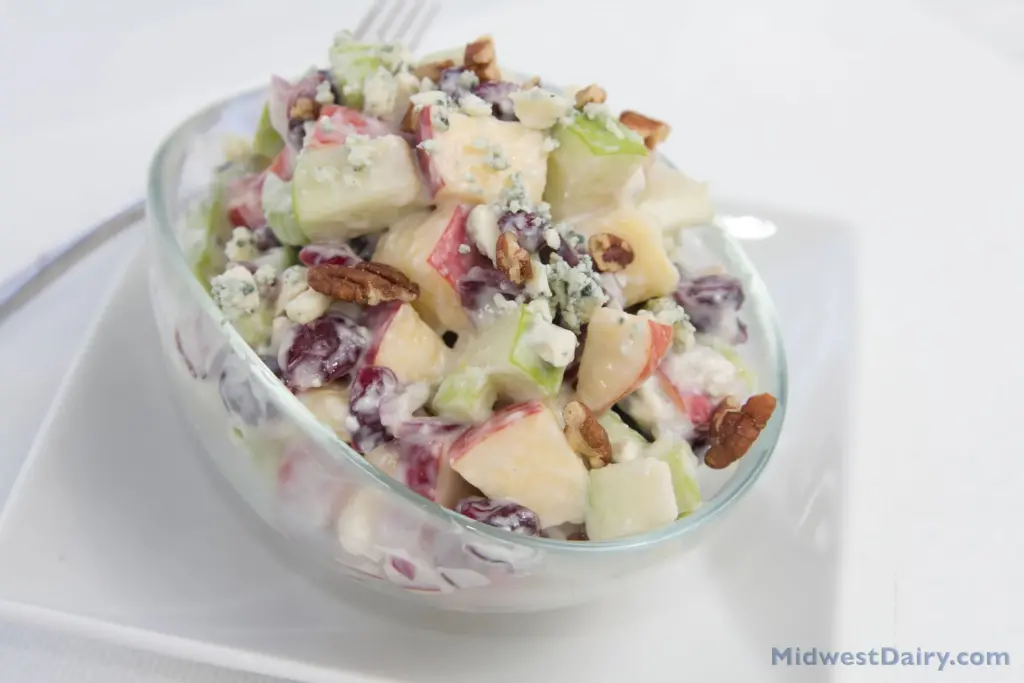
{"left": 0, "top": 201, "right": 145, "bottom": 324}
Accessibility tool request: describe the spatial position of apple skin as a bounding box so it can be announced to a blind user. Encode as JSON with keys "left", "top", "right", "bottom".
{"left": 655, "top": 370, "right": 714, "bottom": 430}
{"left": 576, "top": 309, "right": 674, "bottom": 414}
{"left": 449, "top": 401, "right": 546, "bottom": 461}
{"left": 427, "top": 203, "right": 491, "bottom": 290}
{"left": 373, "top": 204, "right": 486, "bottom": 333}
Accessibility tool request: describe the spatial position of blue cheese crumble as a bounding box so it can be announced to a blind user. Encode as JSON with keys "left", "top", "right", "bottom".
{"left": 211, "top": 266, "right": 262, "bottom": 320}
{"left": 509, "top": 87, "right": 573, "bottom": 130}
{"left": 645, "top": 297, "right": 697, "bottom": 350}
{"left": 459, "top": 92, "right": 492, "bottom": 117}
{"left": 546, "top": 253, "right": 608, "bottom": 332}
{"left": 315, "top": 79, "right": 335, "bottom": 105}
{"left": 225, "top": 227, "right": 258, "bottom": 263}
{"left": 362, "top": 67, "right": 398, "bottom": 118}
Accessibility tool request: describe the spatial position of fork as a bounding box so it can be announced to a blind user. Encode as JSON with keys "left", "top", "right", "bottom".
{"left": 0, "top": 0, "right": 440, "bottom": 324}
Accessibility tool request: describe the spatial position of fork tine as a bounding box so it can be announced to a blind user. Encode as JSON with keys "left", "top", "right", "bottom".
{"left": 406, "top": 1, "right": 441, "bottom": 50}
{"left": 353, "top": 0, "right": 387, "bottom": 40}
{"left": 376, "top": 0, "right": 406, "bottom": 41}
{"left": 390, "top": 0, "right": 425, "bottom": 45}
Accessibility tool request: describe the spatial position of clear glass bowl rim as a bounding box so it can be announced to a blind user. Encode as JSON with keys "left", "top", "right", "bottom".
{"left": 145, "top": 83, "right": 790, "bottom": 555}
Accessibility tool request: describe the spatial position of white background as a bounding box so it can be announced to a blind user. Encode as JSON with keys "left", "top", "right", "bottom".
{"left": 1, "top": 0, "right": 1023, "bottom": 680}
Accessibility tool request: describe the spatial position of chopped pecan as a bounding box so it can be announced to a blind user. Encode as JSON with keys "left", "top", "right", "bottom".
{"left": 400, "top": 104, "right": 417, "bottom": 133}
{"left": 522, "top": 76, "right": 541, "bottom": 89}
{"left": 563, "top": 400, "right": 612, "bottom": 469}
{"left": 289, "top": 97, "right": 318, "bottom": 122}
{"left": 307, "top": 262, "right": 419, "bottom": 306}
{"left": 588, "top": 233, "right": 635, "bottom": 272}
{"left": 704, "top": 393, "right": 777, "bottom": 469}
{"left": 619, "top": 110, "right": 671, "bottom": 149}
{"left": 464, "top": 35, "right": 500, "bottom": 82}
{"left": 413, "top": 59, "right": 456, "bottom": 82}
{"left": 574, "top": 84, "right": 607, "bottom": 109}
{"left": 495, "top": 232, "right": 532, "bottom": 285}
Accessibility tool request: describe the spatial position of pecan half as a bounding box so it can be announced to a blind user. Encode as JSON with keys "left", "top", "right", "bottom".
{"left": 495, "top": 232, "right": 532, "bottom": 285}
{"left": 289, "top": 97, "right": 318, "bottom": 122}
{"left": 307, "top": 262, "right": 419, "bottom": 306}
{"left": 464, "top": 35, "right": 500, "bottom": 82}
{"left": 588, "top": 233, "right": 635, "bottom": 272}
{"left": 704, "top": 393, "right": 777, "bottom": 469}
{"left": 563, "top": 400, "right": 612, "bottom": 469}
{"left": 413, "top": 59, "right": 456, "bottom": 82}
{"left": 574, "top": 84, "right": 607, "bottom": 109}
{"left": 619, "top": 110, "right": 671, "bottom": 150}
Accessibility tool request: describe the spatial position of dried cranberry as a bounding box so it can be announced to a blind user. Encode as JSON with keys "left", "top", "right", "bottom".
{"left": 455, "top": 497, "right": 542, "bottom": 536}
{"left": 348, "top": 366, "right": 399, "bottom": 453}
{"left": 673, "top": 273, "right": 748, "bottom": 344}
{"left": 470, "top": 81, "right": 519, "bottom": 121}
{"left": 279, "top": 318, "right": 366, "bottom": 391}
{"left": 347, "top": 234, "right": 379, "bottom": 261}
{"left": 298, "top": 243, "right": 361, "bottom": 267}
{"left": 397, "top": 443, "right": 440, "bottom": 499}
{"left": 442, "top": 331, "right": 458, "bottom": 348}
{"left": 498, "top": 211, "right": 546, "bottom": 252}
{"left": 252, "top": 226, "right": 281, "bottom": 251}
{"left": 455, "top": 265, "right": 522, "bottom": 310}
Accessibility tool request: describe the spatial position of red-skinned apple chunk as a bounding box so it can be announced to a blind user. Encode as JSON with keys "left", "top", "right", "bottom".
{"left": 362, "top": 301, "right": 450, "bottom": 385}
{"left": 373, "top": 203, "right": 488, "bottom": 333}
{"left": 448, "top": 401, "right": 588, "bottom": 528}
{"left": 576, "top": 308, "right": 674, "bottom": 413}
{"left": 416, "top": 108, "right": 548, "bottom": 204}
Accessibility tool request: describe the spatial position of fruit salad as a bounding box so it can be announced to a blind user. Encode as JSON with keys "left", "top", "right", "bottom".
{"left": 189, "top": 31, "right": 778, "bottom": 543}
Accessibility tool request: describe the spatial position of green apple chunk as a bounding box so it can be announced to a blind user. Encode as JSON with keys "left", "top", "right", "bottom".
{"left": 292, "top": 135, "right": 424, "bottom": 240}
{"left": 261, "top": 173, "right": 307, "bottom": 246}
{"left": 456, "top": 304, "right": 576, "bottom": 403}
{"left": 646, "top": 437, "right": 702, "bottom": 516}
{"left": 252, "top": 103, "right": 284, "bottom": 160}
{"left": 431, "top": 367, "right": 497, "bottom": 423}
{"left": 585, "top": 458, "right": 679, "bottom": 541}
{"left": 544, "top": 115, "right": 647, "bottom": 220}
{"left": 598, "top": 410, "right": 649, "bottom": 463}
{"left": 232, "top": 306, "right": 274, "bottom": 349}
{"left": 251, "top": 246, "right": 297, "bottom": 272}
{"left": 328, "top": 34, "right": 401, "bottom": 110}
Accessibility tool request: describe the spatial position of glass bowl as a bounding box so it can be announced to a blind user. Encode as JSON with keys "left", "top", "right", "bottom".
{"left": 145, "top": 85, "right": 788, "bottom": 612}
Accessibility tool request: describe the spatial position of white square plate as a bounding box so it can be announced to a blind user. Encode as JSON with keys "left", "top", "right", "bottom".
{"left": 0, "top": 205, "right": 856, "bottom": 682}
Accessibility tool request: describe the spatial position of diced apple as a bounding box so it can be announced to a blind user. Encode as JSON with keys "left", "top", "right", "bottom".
{"left": 637, "top": 160, "right": 714, "bottom": 231}
{"left": 571, "top": 207, "right": 679, "bottom": 306}
{"left": 292, "top": 134, "right": 424, "bottom": 240}
{"left": 373, "top": 203, "right": 487, "bottom": 333}
{"left": 576, "top": 307, "right": 673, "bottom": 413}
{"left": 646, "top": 437, "right": 702, "bottom": 516}
{"left": 585, "top": 458, "right": 679, "bottom": 541}
{"left": 449, "top": 401, "right": 588, "bottom": 528}
{"left": 252, "top": 103, "right": 284, "bottom": 160}
{"left": 544, "top": 115, "right": 648, "bottom": 220}
{"left": 366, "top": 442, "right": 475, "bottom": 509}
{"left": 455, "top": 304, "right": 574, "bottom": 402}
{"left": 597, "top": 410, "right": 649, "bottom": 463}
{"left": 362, "top": 302, "right": 450, "bottom": 385}
{"left": 656, "top": 345, "right": 748, "bottom": 426}
{"left": 297, "top": 386, "right": 353, "bottom": 442}
{"left": 431, "top": 367, "right": 497, "bottom": 423}
{"left": 416, "top": 109, "right": 548, "bottom": 204}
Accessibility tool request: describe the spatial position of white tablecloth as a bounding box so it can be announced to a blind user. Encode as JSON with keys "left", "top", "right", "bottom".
{"left": 1, "top": 0, "right": 1022, "bottom": 680}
